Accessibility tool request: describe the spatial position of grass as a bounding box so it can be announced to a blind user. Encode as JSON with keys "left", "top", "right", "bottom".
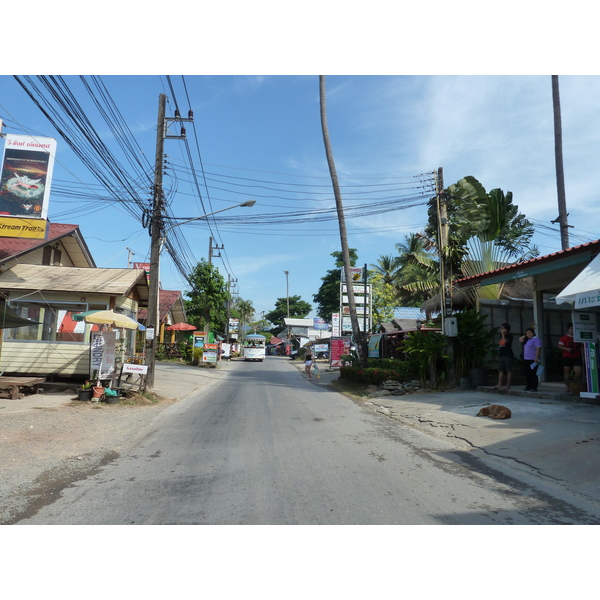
{"left": 329, "top": 379, "right": 372, "bottom": 401}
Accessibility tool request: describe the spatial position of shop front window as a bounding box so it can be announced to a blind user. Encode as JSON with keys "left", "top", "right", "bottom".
{"left": 4, "top": 302, "right": 107, "bottom": 343}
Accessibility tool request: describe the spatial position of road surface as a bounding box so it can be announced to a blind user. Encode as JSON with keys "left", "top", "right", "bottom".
{"left": 16, "top": 357, "right": 600, "bottom": 524}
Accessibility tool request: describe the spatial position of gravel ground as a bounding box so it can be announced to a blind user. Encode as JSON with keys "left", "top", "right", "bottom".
{"left": 0, "top": 394, "right": 176, "bottom": 524}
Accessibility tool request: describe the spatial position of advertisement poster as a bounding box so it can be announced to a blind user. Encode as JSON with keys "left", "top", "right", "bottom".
{"left": 228, "top": 318, "right": 239, "bottom": 335}
{"left": 0, "top": 134, "right": 56, "bottom": 220}
{"left": 202, "top": 343, "right": 219, "bottom": 363}
{"left": 330, "top": 337, "right": 351, "bottom": 368}
{"left": 90, "top": 331, "right": 117, "bottom": 378}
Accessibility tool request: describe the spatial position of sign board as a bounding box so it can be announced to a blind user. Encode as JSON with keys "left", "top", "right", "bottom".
{"left": 340, "top": 267, "right": 364, "bottom": 283}
{"left": 585, "top": 343, "right": 600, "bottom": 394}
{"left": 341, "top": 316, "right": 368, "bottom": 332}
{"left": 0, "top": 134, "right": 56, "bottom": 222}
{"left": 368, "top": 334, "right": 382, "bottom": 358}
{"left": 193, "top": 333, "right": 206, "bottom": 347}
{"left": 330, "top": 337, "right": 351, "bottom": 368}
{"left": 313, "top": 317, "right": 328, "bottom": 330}
{"left": 342, "top": 284, "right": 371, "bottom": 295}
{"left": 342, "top": 295, "right": 370, "bottom": 305}
{"left": 90, "top": 331, "right": 117, "bottom": 378}
{"left": 342, "top": 305, "right": 370, "bottom": 315}
{"left": 202, "top": 343, "right": 219, "bottom": 363}
{"left": 122, "top": 363, "right": 149, "bottom": 374}
{"left": 146, "top": 326, "right": 155, "bottom": 341}
{"left": 313, "top": 343, "right": 328, "bottom": 353}
{"left": 572, "top": 311, "right": 598, "bottom": 343}
{"left": 133, "top": 262, "right": 150, "bottom": 282}
{"left": 331, "top": 313, "right": 340, "bottom": 337}
{"left": 0, "top": 217, "right": 47, "bottom": 239}
{"left": 575, "top": 290, "right": 600, "bottom": 310}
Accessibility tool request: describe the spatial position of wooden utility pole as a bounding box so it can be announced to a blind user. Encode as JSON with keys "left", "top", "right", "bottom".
{"left": 552, "top": 75, "right": 570, "bottom": 250}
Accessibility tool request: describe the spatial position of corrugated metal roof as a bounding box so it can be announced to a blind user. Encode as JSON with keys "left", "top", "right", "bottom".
{"left": 0, "top": 264, "right": 148, "bottom": 300}
{"left": 138, "top": 289, "right": 185, "bottom": 323}
{"left": 394, "top": 307, "right": 426, "bottom": 319}
{"left": 455, "top": 239, "right": 600, "bottom": 287}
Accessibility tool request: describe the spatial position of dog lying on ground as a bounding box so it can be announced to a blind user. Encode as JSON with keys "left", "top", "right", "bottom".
{"left": 477, "top": 404, "right": 512, "bottom": 420}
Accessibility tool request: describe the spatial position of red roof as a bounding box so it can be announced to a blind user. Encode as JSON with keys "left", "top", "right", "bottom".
{"left": 138, "top": 289, "right": 183, "bottom": 323}
{"left": 0, "top": 223, "right": 79, "bottom": 263}
{"left": 455, "top": 239, "right": 600, "bottom": 287}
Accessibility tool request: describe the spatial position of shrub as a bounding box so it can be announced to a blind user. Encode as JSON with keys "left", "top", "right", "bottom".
{"left": 401, "top": 330, "right": 448, "bottom": 387}
{"left": 367, "top": 358, "right": 419, "bottom": 381}
{"left": 340, "top": 366, "right": 406, "bottom": 386}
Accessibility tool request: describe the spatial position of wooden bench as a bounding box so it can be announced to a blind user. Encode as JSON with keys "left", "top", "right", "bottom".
{"left": 0, "top": 377, "right": 46, "bottom": 400}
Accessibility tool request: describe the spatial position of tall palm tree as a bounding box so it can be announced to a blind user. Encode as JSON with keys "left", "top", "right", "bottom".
{"left": 552, "top": 75, "right": 570, "bottom": 249}
{"left": 235, "top": 298, "right": 254, "bottom": 336}
{"left": 319, "top": 75, "right": 365, "bottom": 366}
{"left": 371, "top": 254, "right": 400, "bottom": 286}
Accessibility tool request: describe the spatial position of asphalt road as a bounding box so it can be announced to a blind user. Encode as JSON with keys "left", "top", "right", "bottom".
{"left": 16, "top": 357, "right": 600, "bottom": 524}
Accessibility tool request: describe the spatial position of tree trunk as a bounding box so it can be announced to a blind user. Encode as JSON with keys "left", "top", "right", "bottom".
{"left": 552, "top": 75, "right": 570, "bottom": 250}
{"left": 319, "top": 76, "right": 366, "bottom": 367}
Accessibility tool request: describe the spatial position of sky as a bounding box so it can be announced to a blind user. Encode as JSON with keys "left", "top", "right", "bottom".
{"left": 2, "top": 73, "right": 600, "bottom": 326}
{"left": 1, "top": 7, "right": 599, "bottom": 331}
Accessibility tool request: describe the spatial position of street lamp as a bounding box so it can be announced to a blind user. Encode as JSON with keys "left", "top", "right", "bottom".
{"left": 146, "top": 199, "right": 256, "bottom": 388}
{"left": 162, "top": 199, "right": 256, "bottom": 243}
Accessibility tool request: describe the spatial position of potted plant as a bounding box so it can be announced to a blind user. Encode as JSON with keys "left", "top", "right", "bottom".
{"left": 78, "top": 380, "right": 93, "bottom": 401}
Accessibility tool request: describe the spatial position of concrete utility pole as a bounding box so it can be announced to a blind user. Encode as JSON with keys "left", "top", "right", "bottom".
{"left": 145, "top": 94, "right": 193, "bottom": 389}
{"left": 208, "top": 237, "right": 223, "bottom": 264}
{"left": 284, "top": 270, "right": 290, "bottom": 318}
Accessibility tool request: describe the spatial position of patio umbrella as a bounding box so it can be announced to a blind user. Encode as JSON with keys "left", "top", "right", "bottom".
{"left": 77, "top": 309, "right": 140, "bottom": 330}
{"left": 166, "top": 322, "right": 197, "bottom": 331}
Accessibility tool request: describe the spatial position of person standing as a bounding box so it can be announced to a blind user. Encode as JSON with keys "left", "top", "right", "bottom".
{"left": 558, "top": 323, "right": 583, "bottom": 392}
{"left": 519, "top": 327, "right": 542, "bottom": 391}
{"left": 494, "top": 323, "right": 514, "bottom": 389}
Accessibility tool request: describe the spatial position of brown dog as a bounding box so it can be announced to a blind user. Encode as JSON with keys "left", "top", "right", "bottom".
{"left": 477, "top": 404, "right": 512, "bottom": 420}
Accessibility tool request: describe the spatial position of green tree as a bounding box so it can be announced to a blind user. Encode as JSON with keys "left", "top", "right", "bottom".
{"left": 368, "top": 270, "right": 396, "bottom": 326}
{"left": 313, "top": 249, "right": 358, "bottom": 321}
{"left": 423, "top": 176, "right": 538, "bottom": 304}
{"left": 265, "top": 295, "right": 312, "bottom": 329}
{"left": 232, "top": 298, "right": 254, "bottom": 335}
{"left": 185, "top": 260, "right": 229, "bottom": 332}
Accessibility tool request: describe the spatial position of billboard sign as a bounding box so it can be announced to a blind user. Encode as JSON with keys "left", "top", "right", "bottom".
{"left": 313, "top": 317, "right": 328, "bottom": 330}
{"left": 0, "top": 134, "right": 56, "bottom": 220}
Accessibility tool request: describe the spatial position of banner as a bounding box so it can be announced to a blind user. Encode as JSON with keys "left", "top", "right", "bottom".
{"left": 90, "top": 331, "right": 117, "bottom": 379}
{"left": 0, "top": 134, "right": 56, "bottom": 220}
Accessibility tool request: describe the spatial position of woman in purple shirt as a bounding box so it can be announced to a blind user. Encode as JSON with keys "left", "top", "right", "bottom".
{"left": 519, "top": 327, "right": 542, "bottom": 391}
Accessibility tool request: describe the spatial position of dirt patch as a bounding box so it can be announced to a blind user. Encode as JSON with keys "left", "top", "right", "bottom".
{"left": 0, "top": 391, "right": 176, "bottom": 524}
